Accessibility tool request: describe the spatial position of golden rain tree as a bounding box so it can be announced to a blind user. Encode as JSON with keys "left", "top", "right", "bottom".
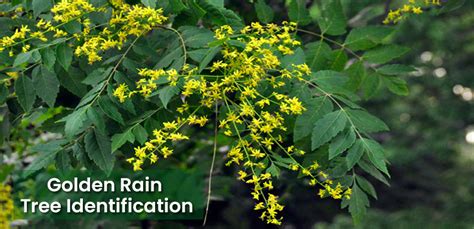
{"left": 0, "top": 0, "right": 450, "bottom": 227}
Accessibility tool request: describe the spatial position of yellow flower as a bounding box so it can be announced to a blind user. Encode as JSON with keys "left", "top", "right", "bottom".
{"left": 256, "top": 99, "right": 270, "bottom": 108}
{"left": 254, "top": 202, "right": 265, "bottom": 210}
{"left": 160, "top": 146, "right": 173, "bottom": 158}
{"left": 134, "top": 146, "right": 147, "bottom": 159}
{"left": 189, "top": 116, "right": 208, "bottom": 127}
{"left": 149, "top": 153, "right": 158, "bottom": 163}
{"left": 263, "top": 181, "right": 273, "bottom": 190}
{"left": 163, "top": 121, "right": 178, "bottom": 130}
{"left": 250, "top": 148, "right": 265, "bottom": 158}
{"left": 289, "top": 164, "right": 299, "bottom": 171}
{"left": 237, "top": 170, "right": 248, "bottom": 181}
{"left": 318, "top": 189, "right": 326, "bottom": 198}
{"left": 113, "top": 83, "right": 129, "bottom": 103}
{"left": 215, "top": 25, "right": 233, "bottom": 40}
{"left": 412, "top": 7, "right": 423, "bottom": 14}
{"left": 402, "top": 4, "right": 412, "bottom": 12}
{"left": 133, "top": 159, "right": 143, "bottom": 171}
{"left": 168, "top": 133, "right": 189, "bottom": 141}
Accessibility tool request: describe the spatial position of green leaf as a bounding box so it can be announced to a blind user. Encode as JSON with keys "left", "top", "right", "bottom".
{"left": 14, "top": 74, "right": 36, "bottom": 112}
{"left": 329, "top": 49, "right": 348, "bottom": 71}
{"left": 344, "top": 26, "right": 394, "bottom": 51}
{"left": 72, "top": 142, "right": 94, "bottom": 169}
{"left": 181, "top": 0, "right": 206, "bottom": 23}
{"left": 98, "top": 97, "right": 125, "bottom": 125}
{"left": 288, "top": 0, "right": 311, "bottom": 26}
{"left": 111, "top": 129, "right": 135, "bottom": 152}
{"left": 179, "top": 26, "right": 215, "bottom": 48}
{"left": 271, "top": 154, "right": 295, "bottom": 167}
{"left": 356, "top": 175, "right": 377, "bottom": 199}
{"left": 311, "top": 110, "right": 347, "bottom": 150}
{"left": 32, "top": 0, "right": 53, "bottom": 17}
{"left": 24, "top": 140, "right": 67, "bottom": 177}
{"left": 255, "top": 0, "right": 274, "bottom": 23}
{"left": 132, "top": 124, "right": 148, "bottom": 145}
{"left": 361, "top": 72, "right": 381, "bottom": 99}
{"left": 85, "top": 129, "right": 115, "bottom": 175}
{"left": 200, "top": 1, "right": 243, "bottom": 27}
{"left": 345, "top": 61, "right": 365, "bottom": 91}
{"left": 377, "top": 64, "right": 416, "bottom": 75}
{"left": 56, "top": 43, "right": 73, "bottom": 71}
{"left": 154, "top": 39, "right": 184, "bottom": 70}
{"left": 358, "top": 160, "right": 390, "bottom": 186}
{"left": 206, "top": 0, "right": 224, "bottom": 7}
{"left": 347, "top": 109, "right": 389, "bottom": 133}
{"left": 281, "top": 47, "right": 305, "bottom": 68}
{"left": 363, "top": 45, "right": 410, "bottom": 64}
{"left": 13, "top": 51, "right": 32, "bottom": 67}
{"left": 33, "top": 66, "right": 60, "bottom": 107}
{"left": 311, "top": 70, "right": 356, "bottom": 98}
{"left": 82, "top": 67, "right": 112, "bottom": 85}
{"left": 86, "top": 107, "right": 106, "bottom": 134}
{"left": 56, "top": 151, "right": 72, "bottom": 174}
{"left": 63, "top": 107, "right": 88, "bottom": 139}
{"left": 317, "top": 0, "right": 346, "bottom": 35}
{"left": 383, "top": 76, "right": 409, "bottom": 96}
{"left": 168, "top": 0, "right": 187, "bottom": 13}
{"left": 346, "top": 140, "right": 364, "bottom": 169}
{"left": 294, "top": 96, "right": 333, "bottom": 142}
{"left": 305, "top": 41, "right": 332, "bottom": 71}
{"left": 40, "top": 48, "right": 56, "bottom": 71}
{"left": 159, "top": 86, "right": 180, "bottom": 109}
{"left": 197, "top": 46, "right": 221, "bottom": 72}
{"left": 360, "top": 138, "right": 389, "bottom": 176}
{"left": 76, "top": 81, "right": 104, "bottom": 108}
{"left": 141, "top": 0, "right": 156, "bottom": 8}
{"left": 57, "top": 67, "right": 88, "bottom": 97}
{"left": 266, "top": 162, "right": 281, "bottom": 178}
{"left": 329, "top": 128, "right": 356, "bottom": 160}
{"left": 349, "top": 183, "right": 369, "bottom": 225}
{"left": 63, "top": 21, "right": 82, "bottom": 34}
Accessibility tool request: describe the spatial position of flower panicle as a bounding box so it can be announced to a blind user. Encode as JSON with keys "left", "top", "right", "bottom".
{"left": 115, "top": 22, "right": 350, "bottom": 225}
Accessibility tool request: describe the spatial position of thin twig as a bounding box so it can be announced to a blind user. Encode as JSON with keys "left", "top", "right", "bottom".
{"left": 157, "top": 25, "right": 187, "bottom": 68}
{"left": 203, "top": 102, "right": 219, "bottom": 226}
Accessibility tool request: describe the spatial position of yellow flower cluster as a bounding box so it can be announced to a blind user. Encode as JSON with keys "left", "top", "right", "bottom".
{"left": 113, "top": 83, "right": 129, "bottom": 103}
{"left": 0, "top": 0, "right": 99, "bottom": 57}
{"left": 383, "top": 0, "right": 442, "bottom": 24}
{"left": 0, "top": 25, "right": 31, "bottom": 55}
{"left": 36, "top": 18, "right": 68, "bottom": 39}
{"left": 0, "top": 0, "right": 167, "bottom": 65}
{"left": 318, "top": 180, "right": 352, "bottom": 200}
{"left": 125, "top": 115, "right": 210, "bottom": 171}
{"left": 75, "top": 2, "right": 167, "bottom": 63}
{"left": 115, "top": 22, "right": 351, "bottom": 225}
{"left": 51, "top": 0, "right": 97, "bottom": 23}
{"left": 135, "top": 68, "right": 180, "bottom": 97}
{"left": 0, "top": 184, "right": 14, "bottom": 229}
